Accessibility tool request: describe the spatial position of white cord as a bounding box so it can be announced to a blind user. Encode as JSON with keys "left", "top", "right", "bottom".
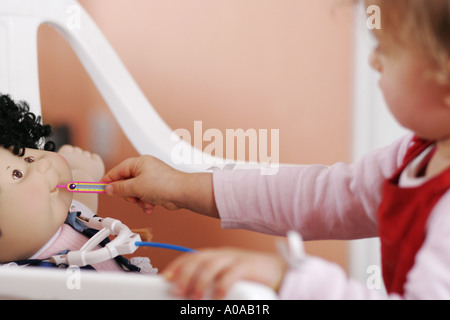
{"left": 277, "top": 231, "right": 306, "bottom": 268}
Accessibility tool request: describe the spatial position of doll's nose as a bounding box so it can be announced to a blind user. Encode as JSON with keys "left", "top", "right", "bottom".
{"left": 36, "top": 158, "right": 51, "bottom": 173}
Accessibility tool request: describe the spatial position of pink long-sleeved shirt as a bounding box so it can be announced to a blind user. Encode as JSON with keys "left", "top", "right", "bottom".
{"left": 213, "top": 133, "right": 450, "bottom": 299}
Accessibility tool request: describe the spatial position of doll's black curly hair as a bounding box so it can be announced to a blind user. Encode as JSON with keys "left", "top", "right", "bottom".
{"left": 0, "top": 94, "right": 55, "bottom": 156}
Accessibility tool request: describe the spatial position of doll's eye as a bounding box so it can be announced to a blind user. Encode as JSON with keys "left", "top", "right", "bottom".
{"left": 24, "top": 156, "right": 35, "bottom": 163}
{"left": 12, "top": 169, "right": 23, "bottom": 180}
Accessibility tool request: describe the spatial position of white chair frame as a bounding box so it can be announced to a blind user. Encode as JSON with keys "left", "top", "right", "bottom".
{"left": 0, "top": 0, "right": 276, "bottom": 300}
{"left": 0, "top": 0, "right": 217, "bottom": 172}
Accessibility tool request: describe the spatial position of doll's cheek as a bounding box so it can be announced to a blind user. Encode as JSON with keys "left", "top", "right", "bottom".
{"left": 57, "top": 191, "right": 74, "bottom": 214}
{"left": 22, "top": 186, "right": 48, "bottom": 211}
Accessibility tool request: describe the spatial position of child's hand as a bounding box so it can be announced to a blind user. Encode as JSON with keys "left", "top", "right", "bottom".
{"left": 58, "top": 145, "right": 105, "bottom": 181}
{"left": 102, "top": 156, "right": 219, "bottom": 217}
{"left": 162, "top": 248, "right": 287, "bottom": 299}
{"left": 101, "top": 155, "right": 186, "bottom": 214}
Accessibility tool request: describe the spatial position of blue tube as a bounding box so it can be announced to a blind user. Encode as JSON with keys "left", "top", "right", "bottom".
{"left": 135, "top": 241, "right": 196, "bottom": 253}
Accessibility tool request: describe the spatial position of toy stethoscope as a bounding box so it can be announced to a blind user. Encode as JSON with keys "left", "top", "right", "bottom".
{"left": 52, "top": 182, "right": 305, "bottom": 269}
{"left": 51, "top": 182, "right": 195, "bottom": 268}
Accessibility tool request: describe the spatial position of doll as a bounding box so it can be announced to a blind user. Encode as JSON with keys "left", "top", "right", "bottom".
{"left": 0, "top": 94, "right": 156, "bottom": 273}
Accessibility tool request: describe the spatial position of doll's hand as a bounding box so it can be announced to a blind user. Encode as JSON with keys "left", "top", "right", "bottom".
{"left": 58, "top": 145, "right": 105, "bottom": 181}
{"left": 162, "top": 248, "right": 287, "bottom": 299}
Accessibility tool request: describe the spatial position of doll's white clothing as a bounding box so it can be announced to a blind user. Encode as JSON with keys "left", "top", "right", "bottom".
{"left": 28, "top": 200, "right": 120, "bottom": 271}
{"left": 31, "top": 200, "right": 157, "bottom": 274}
{"left": 213, "top": 133, "right": 450, "bottom": 299}
{"left": 33, "top": 224, "right": 124, "bottom": 271}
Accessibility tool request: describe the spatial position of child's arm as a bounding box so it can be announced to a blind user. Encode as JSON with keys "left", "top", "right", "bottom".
{"left": 58, "top": 145, "right": 105, "bottom": 213}
{"left": 103, "top": 135, "right": 414, "bottom": 240}
{"left": 102, "top": 156, "right": 219, "bottom": 218}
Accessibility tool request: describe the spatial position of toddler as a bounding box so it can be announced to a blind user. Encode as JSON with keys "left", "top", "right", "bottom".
{"left": 102, "top": 0, "right": 450, "bottom": 299}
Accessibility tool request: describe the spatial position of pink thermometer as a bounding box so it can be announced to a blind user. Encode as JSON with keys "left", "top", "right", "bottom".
{"left": 57, "top": 181, "right": 108, "bottom": 193}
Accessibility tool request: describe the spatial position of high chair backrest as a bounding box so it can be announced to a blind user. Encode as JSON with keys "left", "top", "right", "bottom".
{"left": 0, "top": 1, "right": 280, "bottom": 300}
{"left": 0, "top": 0, "right": 216, "bottom": 172}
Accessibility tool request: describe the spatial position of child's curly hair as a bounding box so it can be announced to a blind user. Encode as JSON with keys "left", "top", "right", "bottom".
{"left": 0, "top": 94, "right": 55, "bottom": 156}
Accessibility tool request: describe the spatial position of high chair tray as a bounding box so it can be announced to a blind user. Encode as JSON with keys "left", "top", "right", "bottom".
{"left": 0, "top": 266, "right": 277, "bottom": 300}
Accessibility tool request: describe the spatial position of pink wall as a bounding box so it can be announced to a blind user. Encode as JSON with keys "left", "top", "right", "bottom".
{"left": 38, "top": 0, "right": 354, "bottom": 270}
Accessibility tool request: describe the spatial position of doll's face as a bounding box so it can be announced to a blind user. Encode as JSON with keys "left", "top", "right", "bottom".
{"left": 0, "top": 147, "right": 73, "bottom": 262}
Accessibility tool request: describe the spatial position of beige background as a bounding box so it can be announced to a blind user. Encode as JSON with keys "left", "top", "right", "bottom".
{"left": 38, "top": 0, "right": 354, "bottom": 271}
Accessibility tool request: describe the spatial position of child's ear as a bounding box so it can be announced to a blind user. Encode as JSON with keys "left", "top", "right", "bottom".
{"left": 445, "top": 93, "right": 450, "bottom": 108}
{"left": 444, "top": 60, "right": 450, "bottom": 108}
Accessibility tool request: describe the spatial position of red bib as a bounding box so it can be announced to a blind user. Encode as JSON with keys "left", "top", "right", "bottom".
{"left": 378, "top": 137, "right": 450, "bottom": 294}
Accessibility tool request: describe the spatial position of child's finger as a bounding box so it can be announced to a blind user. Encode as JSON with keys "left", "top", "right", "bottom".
{"left": 137, "top": 200, "right": 155, "bottom": 215}
{"left": 167, "top": 254, "right": 205, "bottom": 297}
{"left": 187, "top": 253, "right": 235, "bottom": 299}
{"left": 162, "top": 251, "right": 198, "bottom": 282}
{"left": 105, "top": 178, "right": 141, "bottom": 199}
{"left": 164, "top": 250, "right": 246, "bottom": 299}
{"left": 101, "top": 157, "right": 137, "bottom": 183}
{"left": 213, "top": 264, "right": 248, "bottom": 299}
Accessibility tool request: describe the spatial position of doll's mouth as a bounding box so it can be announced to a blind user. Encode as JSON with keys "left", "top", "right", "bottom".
{"left": 51, "top": 185, "right": 59, "bottom": 194}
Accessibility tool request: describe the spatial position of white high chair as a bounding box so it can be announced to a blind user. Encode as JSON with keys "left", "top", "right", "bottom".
{"left": 0, "top": 0, "right": 277, "bottom": 300}
{"left": 0, "top": 0, "right": 222, "bottom": 172}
